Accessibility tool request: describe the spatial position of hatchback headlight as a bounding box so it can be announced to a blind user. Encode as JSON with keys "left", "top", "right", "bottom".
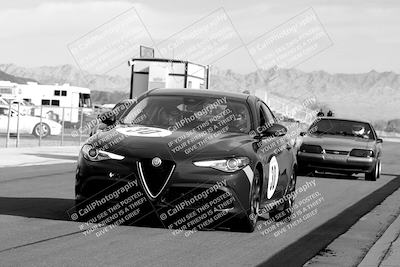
{"left": 350, "top": 149, "right": 374, "bottom": 157}
{"left": 81, "top": 144, "right": 124, "bottom": 161}
{"left": 299, "top": 144, "right": 323, "bottom": 154}
{"left": 193, "top": 157, "right": 250, "bottom": 172}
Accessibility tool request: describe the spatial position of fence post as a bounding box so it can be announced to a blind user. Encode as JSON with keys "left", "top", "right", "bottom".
{"left": 16, "top": 102, "right": 20, "bottom": 148}
{"left": 5, "top": 101, "right": 12, "bottom": 148}
{"left": 61, "top": 107, "right": 65, "bottom": 146}
{"left": 39, "top": 105, "right": 43, "bottom": 147}
{"left": 79, "top": 107, "right": 84, "bottom": 145}
{"left": 70, "top": 106, "right": 73, "bottom": 125}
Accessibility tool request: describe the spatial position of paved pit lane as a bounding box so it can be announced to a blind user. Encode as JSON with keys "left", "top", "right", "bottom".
{"left": 0, "top": 142, "right": 399, "bottom": 266}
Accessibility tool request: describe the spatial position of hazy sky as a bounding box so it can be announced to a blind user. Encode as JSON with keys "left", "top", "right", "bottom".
{"left": 1, "top": 0, "right": 399, "bottom": 74}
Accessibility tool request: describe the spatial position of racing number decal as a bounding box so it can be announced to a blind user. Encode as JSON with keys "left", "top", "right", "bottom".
{"left": 267, "top": 156, "right": 279, "bottom": 199}
{"left": 128, "top": 128, "right": 159, "bottom": 135}
{"left": 117, "top": 126, "right": 172, "bottom": 137}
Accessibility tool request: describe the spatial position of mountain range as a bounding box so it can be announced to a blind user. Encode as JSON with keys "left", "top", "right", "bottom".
{"left": 0, "top": 63, "right": 399, "bottom": 122}
{"left": 0, "top": 69, "right": 36, "bottom": 84}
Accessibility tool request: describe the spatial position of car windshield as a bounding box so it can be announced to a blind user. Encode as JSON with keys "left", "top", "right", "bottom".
{"left": 112, "top": 100, "right": 135, "bottom": 121}
{"left": 121, "top": 95, "right": 251, "bottom": 134}
{"left": 310, "top": 119, "right": 374, "bottom": 139}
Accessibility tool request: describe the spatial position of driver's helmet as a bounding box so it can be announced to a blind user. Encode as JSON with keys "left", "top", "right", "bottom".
{"left": 230, "top": 105, "right": 247, "bottom": 130}
{"left": 352, "top": 125, "right": 365, "bottom": 136}
{"left": 159, "top": 106, "right": 181, "bottom": 126}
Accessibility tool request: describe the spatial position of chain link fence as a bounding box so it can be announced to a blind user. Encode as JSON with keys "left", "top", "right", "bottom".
{"left": 0, "top": 95, "right": 322, "bottom": 148}
{"left": 0, "top": 102, "right": 105, "bottom": 148}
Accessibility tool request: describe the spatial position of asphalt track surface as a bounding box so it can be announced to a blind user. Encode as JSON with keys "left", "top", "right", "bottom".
{"left": 0, "top": 142, "right": 399, "bottom": 267}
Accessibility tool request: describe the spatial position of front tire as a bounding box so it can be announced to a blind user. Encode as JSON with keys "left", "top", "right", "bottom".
{"left": 365, "top": 161, "right": 379, "bottom": 181}
{"left": 270, "top": 169, "right": 296, "bottom": 221}
{"left": 377, "top": 160, "right": 382, "bottom": 179}
{"left": 33, "top": 123, "right": 50, "bottom": 138}
{"left": 234, "top": 168, "right": 261, "bottom": 233}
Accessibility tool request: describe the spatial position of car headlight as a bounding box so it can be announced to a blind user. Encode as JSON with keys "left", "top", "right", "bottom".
{"left": 193, "top": 157, "right": 250, "bottom": 172}
{"left": 81, "top": 144, "right": 124, "bottom": 161}
{"left": 350, "top": 149, "right": 374, "bottom": 157}
{"left": 299, "top": 144, "right": 323, "bottom": 154}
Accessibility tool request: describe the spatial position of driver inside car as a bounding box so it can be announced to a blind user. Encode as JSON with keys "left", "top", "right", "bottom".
{"left": 231, "top": 105, "right": 249, "bottom": 132}
{"left": 352, "top": 124, "right": 371, "bottom": 139}
{"left": 157, "top": 105, "right": 181, "bottom": 128}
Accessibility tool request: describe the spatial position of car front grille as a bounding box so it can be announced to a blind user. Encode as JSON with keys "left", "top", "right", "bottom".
{"left": 324, "top": 149, "right": 349, "bottom": 155}
{"left": 137, "top": 158, "right": 175, "bottom": 199}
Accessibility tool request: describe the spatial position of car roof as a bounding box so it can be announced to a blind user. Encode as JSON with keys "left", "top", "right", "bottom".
{"left": 147, "top": 88, "right": 251, "bottom": 101}
{"left": 317, "top": 117, "right": 372, "bottom": 125}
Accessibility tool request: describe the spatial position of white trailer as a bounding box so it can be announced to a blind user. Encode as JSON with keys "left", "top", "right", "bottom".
{"left": 17, "top": 82, "right": 92, "bottom": 126}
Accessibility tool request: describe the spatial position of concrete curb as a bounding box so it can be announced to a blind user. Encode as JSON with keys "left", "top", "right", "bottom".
{"left": 359, "top": 211, "right": 400, "bottom": 266}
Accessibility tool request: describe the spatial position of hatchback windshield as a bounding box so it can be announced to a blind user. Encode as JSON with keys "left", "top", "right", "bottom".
{"left": 121, "top": 95, "right": 251, "bottom": 134}
{"left": 310, "top": 118, "right": 374, "bottom": 139}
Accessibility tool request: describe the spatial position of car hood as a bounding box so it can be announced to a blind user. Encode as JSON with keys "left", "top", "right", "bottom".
{"left": 301, "top": 134, "right": 375, "bottom": 151}
{"left": 90, "top": 124, "right": 253, "bottom": 161}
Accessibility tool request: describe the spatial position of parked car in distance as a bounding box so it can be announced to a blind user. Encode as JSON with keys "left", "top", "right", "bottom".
{"left": 0, "top": 97, "right": 35, "bottom": 115}
{"left": 0, "top": 104, "right": 62, "bottom": 137}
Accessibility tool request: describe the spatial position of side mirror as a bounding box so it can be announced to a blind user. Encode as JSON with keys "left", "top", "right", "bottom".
{"left": 300, "top": 131, "right": 307, "bottom": 136}
{"left": 377, "top": 138, "right": 383, "bottom": 143}
{"left": 257, "top": 123, "right": 287, "bottom": 138}
{"left": 98, "top": 111, "right": 116, "bottom": 126}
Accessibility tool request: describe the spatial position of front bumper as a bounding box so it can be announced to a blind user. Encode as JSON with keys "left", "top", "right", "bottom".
{"left": 297, "top": 151, "right": 376, "bottom": 173}
{"left": 74, "top": 155, "right": 253, "bottom": 222}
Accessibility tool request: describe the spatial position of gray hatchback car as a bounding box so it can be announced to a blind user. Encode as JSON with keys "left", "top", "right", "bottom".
{"left": 297, "top": 117, "right": 383, "bottom": 181}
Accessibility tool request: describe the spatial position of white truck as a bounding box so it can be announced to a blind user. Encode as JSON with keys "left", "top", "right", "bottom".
{"left": 17, "top": 82, "right": 92, "bottom": 127}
